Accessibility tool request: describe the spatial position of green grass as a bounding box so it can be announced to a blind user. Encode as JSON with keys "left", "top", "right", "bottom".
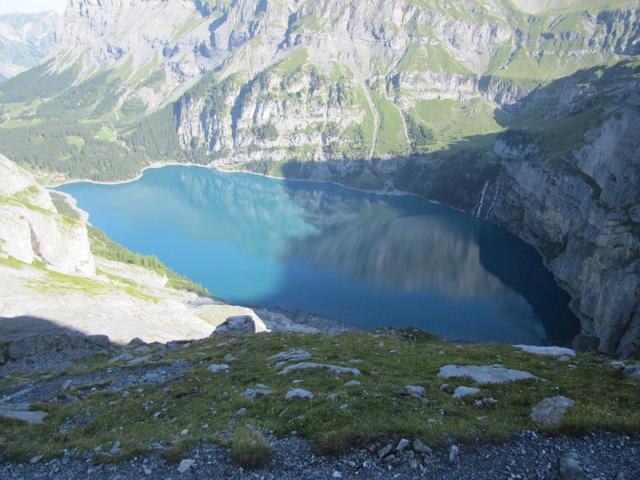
{"left": 65, "top": 135, "right": 85, "bottom": 150}
{"left": 95, "top": 126, "right": 116, "bottom": 141}
{"left": 410, "top": 98, "right": 503, "bottom": 150}
{"left": 1, "top": 329, "right": 638, "bottom": 462}
{"left": 372, "top": 91, "right": 409, "bottom": 156}
{"left": 88, "top": 226, "right": 210, "bottom": 297}
{"left": 228, "top": 427, "right": 273, "bottom": 468}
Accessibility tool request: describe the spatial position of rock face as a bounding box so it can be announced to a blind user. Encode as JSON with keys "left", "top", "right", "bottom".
{"left": 487, "top": 64, "right": 640, "bottom": 356}
{"left": 0, "top": 153, "right": 95, "bottom": 276}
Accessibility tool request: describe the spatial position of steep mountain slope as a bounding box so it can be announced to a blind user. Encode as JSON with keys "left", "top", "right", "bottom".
{"left": 0, "top": 11, "right": 59, "bottom": 81}
{"left": 0, "top": 0, "right": 638, "bottom": 354}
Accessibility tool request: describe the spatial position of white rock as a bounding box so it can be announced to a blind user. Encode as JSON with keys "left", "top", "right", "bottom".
{"left": 405, "top": 385, "right": 427, "bottom": 398}
{"left": 268, "top": 349, "right": 313, "bottom": 363}
{"left": 453, "top": 386, "right": 481, "bottom": 399}
{"left": 514, "top": 345, "right": 576, "bottom": 358}
{"left": 438, "top": 365, "right": 538, "bottom": 384}
{"left": 177, "top": 459, "right": 195, "bottom": 474}
{"left": 278, "top": 362, "right": 360, "bottom": 376}
{"left": 208, "top": 363, "right": 230, "bottom": 374}
{"left": 285, "top": 388, "right": 314, "bottom": 400}
{"left": 343, "top": 380, "right": 362, "bottom": 388}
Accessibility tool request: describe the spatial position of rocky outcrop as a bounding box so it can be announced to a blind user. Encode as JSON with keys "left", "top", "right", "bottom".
{"left": 485, "top": 64, "right": 640, "bottom": 356}
{"left": 0, "top": 153, "right": 95, "bottom": 275}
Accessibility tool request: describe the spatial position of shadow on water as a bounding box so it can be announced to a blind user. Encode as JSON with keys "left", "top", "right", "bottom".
{"left": 60, "top": 165, "right": 580, "bottom": 346}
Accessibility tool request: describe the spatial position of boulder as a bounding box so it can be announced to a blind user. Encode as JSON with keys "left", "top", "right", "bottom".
{"left": 0, "top": 404, "right": 47, "bottom": 424}
{"left": 438, "top": 364, "right": 538, "bottom": 384}
{"left": 211, "top": 315, "right": 267, "bottom": 336}
{"left": 452, "top": 386, "right": 481, "bottom": 399}
{"left": 530, "top": 396, "right": 575, "bottom": 427}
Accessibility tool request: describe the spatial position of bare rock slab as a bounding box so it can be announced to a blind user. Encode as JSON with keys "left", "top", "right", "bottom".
{"left": 0, "top": 404, "right": 47, "bottom": 424}
{"left": 514, "top": 345, "right": 576, "bottom": 358}
{"left": 530, "top": 396, "right": 575, "bottom": 427}
{"left": 438, "top": 364, "right": 538, "bottom": 384}
{"left": 278, "top": 362, "right": 360, "bottom": 376}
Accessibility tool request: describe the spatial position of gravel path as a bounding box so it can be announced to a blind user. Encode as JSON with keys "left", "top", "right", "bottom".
{"left": 1, "top": 431, "right": 637, "bottom": 479}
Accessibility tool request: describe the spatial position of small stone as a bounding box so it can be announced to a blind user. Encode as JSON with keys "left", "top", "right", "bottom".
{"left": 30, "top": 455, "right": 43, "bottom": 464}
{"left": 343, "top": 380, "right": 362, "bottom": 388}
{"left": 208, "top": 363, "right": 230, "bottom": 374}
{"left": 453, "top": 386, "right": 481, "bottom": 399}
{"left": 474, "top": 397, "right": 498, "bottom": 408}
{"left": 412, "top": 439, "right": 431, "bottom": 454}
{"left": 623, "top": 364, "right": 640, "bottom": 381}
{"left": 235, "top": 408, "right": 247, "bottom": 417}
{"left": 405, "top": 385, "right": 426, "bottom": 398}
{"left": 378, "top": 443, "right": 393, "bottom": 459}
{"left": 243, "top": 384, "right": 273, "bottom": 400}
{"left": 448, "top": 445, "right": 459, "bottom": 463}
{"left": 143, "top": 465, "right": 152, "bottom": 475}
{"left": 332, "top": 471, "right": 342, "bottom": 479}
{"left": 223, "top": 353, "right": 237, "bottom": 362}
{"left": 339, "top": 403, "right": 349, "bottom": 411}
{"left": 396, "top": 438, "right": 410, "bottom": 452}
{"left": 177, "top": 458, "right": 195, "bottom": 474}
{"left": 530, "top": 396, "right": 575, "bottom": 427}
{"left": 409, "top": 459, "right": 419, "bottom": 470}
{"left": 109, "top": 441, "right": 121, "bottom": 456}
{"left": 180, "top": 429, "right": 189, "bottom": 436}
{"left": 558, "top": 450, "right": 587, "bottom": 480}
{"left": 285, "top": 388, "right": 314, "bottom": 400}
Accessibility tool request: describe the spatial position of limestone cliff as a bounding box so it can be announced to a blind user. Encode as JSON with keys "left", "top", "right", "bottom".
{"left": 0, "top": 153, "right": 95, "bottom": 276}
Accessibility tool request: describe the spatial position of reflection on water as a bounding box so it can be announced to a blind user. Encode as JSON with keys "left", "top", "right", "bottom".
{"left": 60, "top": 165, "right": 580, "bottom": 345}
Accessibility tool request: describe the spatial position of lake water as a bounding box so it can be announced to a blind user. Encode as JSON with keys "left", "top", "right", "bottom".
{"left": 60, "top": 165, "right": 580, "bottom": 345}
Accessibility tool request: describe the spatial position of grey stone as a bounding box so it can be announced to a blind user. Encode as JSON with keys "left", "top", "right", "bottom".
{"left": 278, "top": 362, "right": 360, "bottom": 376}
{"left": 438, "top": 364, "right": 538, "bottom": 384}
{"left": 378, "top": 443, "right": 393, "bottom": 459}
{"left": 412, "top": 439, "right": 431, "bottom": 454}
{"left": 242, "top": 384, "right": 273, "bottom": 400}
{"left": 514, "top": 345, "right": 576, "bottom": 358}
{"left": 285, "top": 388, "right": 314, "bottom": 400}
{"left": 448, "top": 445, "right": 459, "bottom": 463}
{"left": 559, "top": 450, "right": 587, "bottom": 480}
{"left": 395, "top": 438, "right": 410, "bottom": 452}
{"left": 452, "top": 386, "right": 481, "bottom": 399}
{"left": 0, "top": 405, "right": 47, "bottom": 424}
{"left": 109, "top": 441, "right": 121, "bottom": 456}
{"left": 405, "top": 385, "right": 426, "bottom": 398}
{"left": 530, "top": 396, "right": 575, "bottom": 427}
{"left": 268, "top": 349, "right": 313, "bottom": 363}
{"left": 235, "top": 408, "right": 247, "bottom": 417}
{"left": 177, "top": 458, "right": 195, "bottom": 474}
{"left": 623, "top": 364, "right": 640, "bottom": 380}
{"left": 208, "top": 363, "right": 230, "bottom": 374}
{"left": 343, "top": 380, "right": 362, "bottom": 388}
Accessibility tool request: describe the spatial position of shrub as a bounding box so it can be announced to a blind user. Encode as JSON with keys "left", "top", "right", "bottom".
{"left": 229, "top": 427, "right": 272, "bottom": 469}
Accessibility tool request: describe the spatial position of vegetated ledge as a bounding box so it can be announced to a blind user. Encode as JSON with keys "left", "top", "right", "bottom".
{"left": 0, "top": 328, "right": 638, "bottom": 468}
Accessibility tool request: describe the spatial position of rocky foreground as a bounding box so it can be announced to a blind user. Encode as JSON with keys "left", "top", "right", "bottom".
{"left": 1, "top": 325, "right": 639, "bottom": 479}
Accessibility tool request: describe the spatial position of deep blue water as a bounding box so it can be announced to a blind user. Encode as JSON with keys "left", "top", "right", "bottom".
{"left": 59, "top": 165, "right": 580, "bottom": 345}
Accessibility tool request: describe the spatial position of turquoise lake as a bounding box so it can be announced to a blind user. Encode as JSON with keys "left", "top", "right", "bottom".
{"left": 60, "top": 165, "right": 580, "bottom": 345}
